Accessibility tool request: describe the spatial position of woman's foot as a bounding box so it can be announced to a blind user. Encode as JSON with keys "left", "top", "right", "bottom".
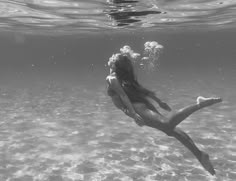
{"left": 196, "top": 96, "right": 222, "bottom": 107}
{"left": 199, "top": 152, "right": 216, "bottom": 175}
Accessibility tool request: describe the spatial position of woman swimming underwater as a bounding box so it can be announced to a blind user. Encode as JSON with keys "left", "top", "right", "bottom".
{"left": 106, "top": 53, "right": 222, "bottom": 175}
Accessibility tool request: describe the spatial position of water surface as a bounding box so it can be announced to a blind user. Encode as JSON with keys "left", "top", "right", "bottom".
{"left": 0, "top": 0, "right": 236, "bottom": 35}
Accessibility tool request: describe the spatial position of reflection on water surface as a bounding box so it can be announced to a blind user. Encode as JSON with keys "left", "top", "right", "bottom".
{"left": 0, "top": 0, "right": 236, "bottom": 35}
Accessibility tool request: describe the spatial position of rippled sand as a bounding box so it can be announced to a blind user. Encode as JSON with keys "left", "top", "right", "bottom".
{"left": 0, "top": 74, "right": 235, "bottom": 181}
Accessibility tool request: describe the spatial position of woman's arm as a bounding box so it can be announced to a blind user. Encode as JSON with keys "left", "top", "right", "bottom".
{"left": 148, "top": 93, "right": 172, "bottom": 111}
{"left": 109, "top": 77, "right": 136, "bottom": 116}
{"left": 108, "top": 76, "right": 145, "bottom": 126}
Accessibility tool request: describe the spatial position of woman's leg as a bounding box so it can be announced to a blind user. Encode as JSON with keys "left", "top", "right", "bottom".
{"left": 168, "top": 96, "right": 222, "bottom": 128}
{"left": 132, "top": 103, "right": 216, "bottom": 175}
{"left": 169, "top": 127, "right": 215, "bottom": 175}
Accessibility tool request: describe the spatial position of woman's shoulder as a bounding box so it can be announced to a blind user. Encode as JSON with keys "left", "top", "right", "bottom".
{"left": 106, "top": 74, "right": 118, "bottom": 83}
{"left": 106, "top": 74, "right": 122, "bottom": 90}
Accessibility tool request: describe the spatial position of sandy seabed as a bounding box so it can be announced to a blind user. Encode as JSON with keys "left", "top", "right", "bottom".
{"left": 0, "top": 75, "right": 235, "bottom": 181}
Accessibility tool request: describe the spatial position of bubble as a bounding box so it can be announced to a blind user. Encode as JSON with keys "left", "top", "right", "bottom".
{"left": 120, "top": 45, "right": 141, "bottom": 61}
{"left": 142, "top": 41, "right": 164, "bottom": 71}
{"left": 120, "top": 45, "right": 132, "bottom": 54}
{"left": 110, "top": 41, "right": 164, "bottom": 71}
{"left": 132, "top": 53, "right": 141, "bottom": 59}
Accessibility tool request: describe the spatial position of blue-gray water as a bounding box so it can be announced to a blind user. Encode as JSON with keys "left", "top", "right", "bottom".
{"left": 0, "top": 1, "right": 236, "bottom": 181}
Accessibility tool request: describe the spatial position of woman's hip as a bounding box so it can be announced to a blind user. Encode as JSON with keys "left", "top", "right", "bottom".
{"left": 132, "top": 103, "right": 168, "bottom": 127}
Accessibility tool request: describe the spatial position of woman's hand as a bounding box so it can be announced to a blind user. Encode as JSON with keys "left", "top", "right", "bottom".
{"left": 123, "top": 109, "right": 145, "bottom": 127}
{"left": 159, "top": 101, "right": 171, "bottom": 111}
{"left": 133, "top": 113, "right": 145, "bottom": 127}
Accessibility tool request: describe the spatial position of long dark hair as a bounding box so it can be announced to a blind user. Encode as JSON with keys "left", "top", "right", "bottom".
{"left": 114, "top": 54, "right": 159, "bottom": 112}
